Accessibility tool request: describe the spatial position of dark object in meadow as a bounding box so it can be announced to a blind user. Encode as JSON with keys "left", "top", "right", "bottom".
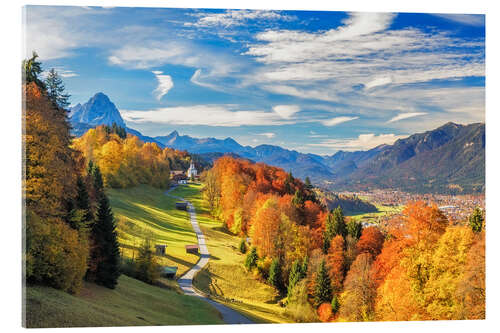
{"left": 185, "top": 244, "right": 199, "bottom": 254}
{"left": 176, "top": 202, "right": 188, "bottom": 210}
{"left": 155, "top": 244, "right": 167, "bottom": 256}
{"left": 162, "top": 266, "right": 178, "bottom": 279}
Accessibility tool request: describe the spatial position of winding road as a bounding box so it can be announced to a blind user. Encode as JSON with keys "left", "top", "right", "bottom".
{"left": 165, "top": 187, "right": 254, "bottom": 325}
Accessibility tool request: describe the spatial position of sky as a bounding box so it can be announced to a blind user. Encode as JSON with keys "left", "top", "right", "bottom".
{"left": 24, "top": 6, "right": 485, "bottom": 155}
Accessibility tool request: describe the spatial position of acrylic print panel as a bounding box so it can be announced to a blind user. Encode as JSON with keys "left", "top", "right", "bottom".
{"left": 22, "top": 5, "right": 485, "bottom": 327}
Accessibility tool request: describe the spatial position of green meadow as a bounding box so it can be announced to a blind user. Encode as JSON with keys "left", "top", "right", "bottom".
{"left": 107, "top": 185, "right": 199, "bottom": 278}
{"left": 25, "top": 275, "right": 223, "bottom": 327}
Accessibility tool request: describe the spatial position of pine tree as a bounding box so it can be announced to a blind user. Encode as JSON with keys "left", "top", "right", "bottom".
{"left": 22, "top": 51, "right": 45, "bottom": 88}
{"left": 44, "top": 68, "right": 71, "bottom": 109}
{"left": 92, "top": 166, "right": 104, "bottom": 194}
{"left": 313, "top": 259, "right": 333, "bottom": 307}
{"left": 300, "top": 256, "right": 308, "bottom": 279}
{"left": 468, "top": 207, "right": 484, "bottom": 233}
{"left": 76, "top": 176, "right": 93, "bottom": 223}
{"left": 135, "top": 238, "right": 160, "bottom": 284}
{"left": 332, "top": 206, "right": 347, "bottom": 237}
{"left": 268, "top": 258, "right": 283, "bottom": 292}
{"left": 91, "top": 192, "right": 121, "bottom": 289}
{"left": 347, "top": 220, "right": 363, "bottom": 239}
{"left": 245, "top": 247, "right": 258, "bottom": 270}
{"left": 331, "top": 294, "right": 340, "bottom": 314}
{"left": 305, "top": 176, "right": 312, "bottom": 189}
{"left": 288, "top": 259, "right": 303, "bottom": 297}
{"left": 284, "top": 172, "right": 294, "bottom": 194}
{"left": 239, "top": 238, "right": 247, "bottom": 254}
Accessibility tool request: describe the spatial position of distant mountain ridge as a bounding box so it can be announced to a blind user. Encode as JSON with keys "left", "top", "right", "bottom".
{"left": 69, "top": 92, "right": 485, "bottom": 194}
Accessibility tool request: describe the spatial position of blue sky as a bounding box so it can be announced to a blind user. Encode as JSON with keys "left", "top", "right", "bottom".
{"left": 25, "top": 6, "right": 485, "bottom": 155}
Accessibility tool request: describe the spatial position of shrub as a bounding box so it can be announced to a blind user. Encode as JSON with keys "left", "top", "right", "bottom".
{"left": 25, "top": 210, "right": 88, "bottom": 294}
{"left": 134, "top": 239, "right": 161, "bottom": 285}
{"left": 318, "top": 303, "right": 333, "bottom": 322}
{"left": 268, "top": 258, "right": 283, "bottom": 292}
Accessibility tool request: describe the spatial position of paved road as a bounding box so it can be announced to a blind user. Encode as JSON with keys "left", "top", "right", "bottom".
{"left": 165, "top": 187, "right": 254, "bottom": 325}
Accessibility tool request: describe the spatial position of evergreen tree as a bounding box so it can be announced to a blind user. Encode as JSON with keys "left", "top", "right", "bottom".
{"left": 288, "top": 259, "right": 304, "bottom": 297}
{"left": 284, "top": 172, "right": 294, "bottom": 194}
{"left": 305, "top": 176, "right": 312, "bottom": 189}
{"left": 76, "top": 176, "right": 93, "bottom": 223}
{"left": 44, "top": 68, "right": 71, "bottom": 109}
{"left": 22, "top": 51, "right": 45, "bottom": 88}
{"left": 268, "top": 258, "right": 283, "bottom": 292}
{"left": 331, "top": 294, "right": 340, "bottom": 314}
{"left": 239, "top": 238, "right": 247, "bottom": 254}
{"left": 244, "top": 247, "right": 258, "bottom": 270}
{"left": 92, "top": 166, "right": 104, "bottom": 194}
{"left": 91, "top": 192, "right": 121, "bottom": 289}
{"left": 347, "top": 220, "right": 363, "bottom": 239}
{"left": 332, "top": 206, "right": 347, "bottom": 237}
{"left": 292, "top": 189, "right": 305, "bottom": 207}
{"left": 313, "top": 259, "right": 333, "bottom": 307}
{"left": 468, "top": 207, "right": 484, "bottom": 233}
{"left": 300, "top": 256, "right": 308, "bottom": 279}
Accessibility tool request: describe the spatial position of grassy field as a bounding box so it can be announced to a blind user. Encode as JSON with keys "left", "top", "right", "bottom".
{"left": 107, "top": 185, "right": 199, "bottom": 278}
{"left": 345, "top": 203, "right": 403, "bottom": 224}
{"left": 25, "top": 275, "right": 224, "bottom": 328}
{"left": 171, "top": 183, "right": 291, "bottom": 323}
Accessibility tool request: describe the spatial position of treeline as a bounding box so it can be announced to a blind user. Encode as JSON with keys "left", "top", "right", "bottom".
{"left": 315, "top": 189, "right": 378, "bottom": 214}
{"left": 72, "top": 125, "right": 191, "bottom": 189}
{"left": 202, "top": 156, "right": 485, "bottom": 322}
{"left": 24, "top": 52, "right": 120, "bottom": 293}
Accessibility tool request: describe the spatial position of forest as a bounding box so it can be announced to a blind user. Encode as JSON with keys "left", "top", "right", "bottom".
{"left": 202, "top": 156, "right": 485, "bottom": 321}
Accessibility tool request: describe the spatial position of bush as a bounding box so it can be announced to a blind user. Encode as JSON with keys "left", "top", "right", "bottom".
{"left": 25, "top": 210, "right": 88, "bottom": 294}
{"left": 318, "top": 303, "right": 333, "bottom": 322}
{"left": 256, "top": 256, "right": 273, "bottom": 279}
{"left": 134, "top": 239, "right": 161, "bottom": 284}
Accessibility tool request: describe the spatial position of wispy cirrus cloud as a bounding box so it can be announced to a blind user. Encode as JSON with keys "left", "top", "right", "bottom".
{"left": 152, "top": 71, "right": 173, "bottom": 101}
{"left": 121, "top": 105, "right": 291, "bottom": 127}
{"left": 257, "top": 132, "right": 276, "bottom": 139}
{"left": 308, "top": 133, "right": 408, "bottom": 151}
{"left": 321, "top": 116, "right": 359, "bottom": 127}
{"left": 432, "top": 14, "right": 485, "bottom": 27}
{"left": 388, "top": 112, "right": 427, "bottom": 123}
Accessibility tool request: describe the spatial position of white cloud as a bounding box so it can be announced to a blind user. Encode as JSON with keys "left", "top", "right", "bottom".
{"left": 308, "top": 133, "right": 408, "bottom": 151}
{"left": 388, "top": 112, "right": 427, "bottom": 123}
{"left": 152, "top": 71, "right": 174, "bottom": 101}
{"left": 121, "top": 105, "right": 290, "bottom": 127}
{"left": 365, "top": 76, "right": 392, "bottom": 90}
{"left": 432, "top": 14, "right": 485, "bottom": 27}
{"left": 321, "top": 116, "right": 359, "bottom": 127}
{"left": 263, "top": 85, "right": 338, "bottom": 102}
{"left": 257, "top": 132, "right": 276, "bottom": 139}
{"left": 190, "top": 69, "right": 220, "bottom": 91}
{"left": 186, "top": 10, "right": 294, "bottom": 28}
{"left": 272, "top": 105, "right": 300, "bottom": 119}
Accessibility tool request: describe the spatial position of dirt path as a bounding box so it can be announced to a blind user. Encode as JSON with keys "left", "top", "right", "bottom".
{"left": 165, "top": 187, "right": 254, "bottom": 325}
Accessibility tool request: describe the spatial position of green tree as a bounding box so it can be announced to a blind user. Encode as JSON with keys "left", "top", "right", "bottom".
{"left": 239, "top": 238, "right": 247, "bottom": 254}
{"left": 305, "top": 176, "right": 312, "bottom": 189}
{"left": 300, "top": 256, "right": 308, "bottom": 279}
{"left": 44, "top": 68, "right": 71, "bottom": 109}
{"left": 268, "top": 257, "right": 283, "bottom": 292}
{"left": 22, "top": 51, "right": 44, "bottom": 87}
{"left": 468, "top": 207, "right": 484, "bottom": 233}
{"left": 288, "top": 258, "right": 307, "bottom": 297}
{"left": 284, "top": 171, "right": 294, "bottom": 194}
{"left": 75, "top": 176, "right": 93, "bottom": 226}
{"left": 89, "top": 192, "right": 121, "bottom": 289}
{"left": 245, "top": 247, "right": 259, "bottom": 270}
{"left": 135, "top": 238, "right": 160, "bottom": 284}
{"left": 331, "top": 294, "right": 340, "bottom": 314}
{"left": 313, "top": 259, "right": 333, "bottom": 307}
{"left": 347, "top": 220, "right": 363, "bottom": 239}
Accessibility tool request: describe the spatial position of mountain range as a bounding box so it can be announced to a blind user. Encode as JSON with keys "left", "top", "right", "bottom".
{"left": 69, "top": 93, "right": 485, "bottom": 194}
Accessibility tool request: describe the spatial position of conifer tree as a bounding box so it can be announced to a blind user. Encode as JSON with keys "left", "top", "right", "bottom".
{"left": 314, "top": 259, "right": 333, "bottom": 307}
{"left": 44, "top": 68, "right": 71, "bottom": 109}
{"left": 268, "top": 257, "right": 283, "bottom": 292}
{"left": 245, "top": 247, "right": 258, "bottom": 270}
{"left": 92, "top": 192, "right": 121, "bottom": 289}
{"left": 22, "top": 51, "right": 45, "bottom": 88}
{"left": 239, "top": 238, "right": 247, "bottom": 254}
{"left": 288, "top": 259, "right": 303, "bottom": 297}
{"left": 347, "top": 220, "right": 363, "bottom": 239}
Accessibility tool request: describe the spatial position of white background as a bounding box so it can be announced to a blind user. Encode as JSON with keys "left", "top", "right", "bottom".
{"left": 2, "top": 0, "right": 498, "bottom": 332}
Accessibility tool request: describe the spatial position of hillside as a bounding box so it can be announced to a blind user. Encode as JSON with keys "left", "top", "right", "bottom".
{"left": 331, "top": 122, "right": 485, "bottom": 194}
{"left": 25, "top": 275, "right": 223, "bottom": 328}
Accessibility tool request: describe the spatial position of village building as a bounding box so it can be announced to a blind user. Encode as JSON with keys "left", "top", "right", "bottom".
{"left": 187, "top": 161, "right": 198, "bottom": 179}
{"left": 155, "top": 244, "right": 167, "bottom": 256}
